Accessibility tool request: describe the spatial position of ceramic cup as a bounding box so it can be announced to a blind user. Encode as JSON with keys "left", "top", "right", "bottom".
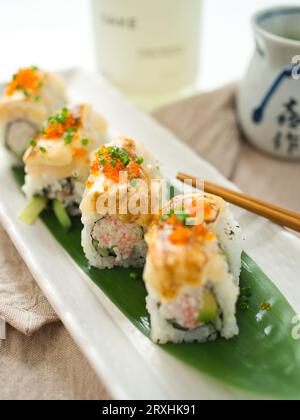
{"left": 237, "top": 6, "right": 300, "bottom": 160}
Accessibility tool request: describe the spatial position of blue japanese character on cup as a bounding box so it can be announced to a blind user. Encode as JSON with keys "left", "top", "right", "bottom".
{"left": 237, "top": 6, "right": 300, "bottom": 160}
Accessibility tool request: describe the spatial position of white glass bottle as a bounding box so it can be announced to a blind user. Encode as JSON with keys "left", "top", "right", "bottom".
{"left": 91, "top": 0, "right": 202, "bottom": 109}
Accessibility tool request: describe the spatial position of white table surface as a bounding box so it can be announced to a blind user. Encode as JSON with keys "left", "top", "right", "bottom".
{"left": 0, "top": 0, "right": 286, "bottom": 93}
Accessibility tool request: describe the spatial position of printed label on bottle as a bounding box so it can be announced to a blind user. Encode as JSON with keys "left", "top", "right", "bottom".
{"left": 92, "top": 0, "right": 202, "bottom": 97}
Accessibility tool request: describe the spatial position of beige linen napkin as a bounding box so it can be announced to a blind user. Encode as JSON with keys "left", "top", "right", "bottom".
{"left": 0, "top": 224, "right": 58, "bottom": 335}
{"left": 0, "top": 83, "right": 299, "bottom": 400}
{"left": 153, "top": 84, "right": 300, "bottom": 211}
{"left": 0, "top": 323, "right": 111, "bottom": 400}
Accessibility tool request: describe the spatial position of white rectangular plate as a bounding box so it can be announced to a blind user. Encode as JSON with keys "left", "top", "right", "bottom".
{"left": 1, "top": 68, "right": 300, "bottom": 400}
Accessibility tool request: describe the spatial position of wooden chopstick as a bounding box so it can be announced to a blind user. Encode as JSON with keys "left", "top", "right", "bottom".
{"left": 176, "top": 172, "right": 300, "bottom": 233}
{"left": 205, "top": 180, "right": 300, "bottom": 221}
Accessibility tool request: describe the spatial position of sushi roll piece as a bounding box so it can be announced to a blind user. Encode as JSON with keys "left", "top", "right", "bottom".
{"left": 20, "top": 104, "right": 108, "bottom": 227}
{"left": 143, "top": 192, "right": 242, "bottom": 344}
{"left": 0, "top": 66, "right": 67, "bottom": 157}
{"left": 80, "top": 137, "right": 162, "bottom": 269}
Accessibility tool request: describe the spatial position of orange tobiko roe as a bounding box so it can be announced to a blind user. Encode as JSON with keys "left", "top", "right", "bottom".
{"left": 186, "top": 199, "right": 211, "bottom": 219}
{"left": 204, "top": 202, "right": 212, "bottom": 217}
{"left": 127, "top": 161, "right": 140, "bottom": 179}
{"left": 43, "top": 113, "right": 78, "bottom": 140}
{"left": 168, "top": 224, "right": 209, "bottom": 246}
{"left": 90, "top": 161, "right": 100, "bottom": 177}
{"left": 103, "top": 160, "right": 126, "bottom": 183}
{"left": 91, "top": 147, "right": 142, "bottom": 184}
{"left": 43, "top": 122, "right": 65, "bottom": 139}
{"left": 194, "top": 223, "right": 206, "bottom": 236}
{"left": 168, "top": 226, "right": 192, "bottom": 245}
{"left": 6, "top": 68, "right": 42, "bottom": 97}
{"left": 164, "top": 212, "right": 212, "bottom": 246}
{"left": 165, "top": 214, "right": 183, "bottom": 227}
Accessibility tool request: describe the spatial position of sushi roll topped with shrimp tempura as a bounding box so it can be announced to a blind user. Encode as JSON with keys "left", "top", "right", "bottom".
{"left": 20, "top": 104, "right": 108, "bottom": 228}
{"left": 80, "top": 137, "right": 162, "bottom": 269}
{"left": 143, "top": 192, "right": 242, "bottom": 344}
{"left": 0, "top": 66, "right": 67, "bottom": 157}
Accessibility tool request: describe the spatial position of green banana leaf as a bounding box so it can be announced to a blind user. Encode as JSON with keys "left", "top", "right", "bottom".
{"left": 13, "top": 167, "right": 300, "bottom": 399}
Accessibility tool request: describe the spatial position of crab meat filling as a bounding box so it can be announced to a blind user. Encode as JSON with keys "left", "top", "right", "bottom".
{"left": 160, "top": 286, "right": 220, "bottom": 331}
{"left": 91, "top": 216, "right": 145, "bottom": 259}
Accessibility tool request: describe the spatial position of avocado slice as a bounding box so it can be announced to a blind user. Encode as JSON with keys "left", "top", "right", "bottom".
{"left": 92, "top": 240, "right": 117, "bottom": 257}
{"left": 198, "top": 291, "right": 218, "bottom": 323}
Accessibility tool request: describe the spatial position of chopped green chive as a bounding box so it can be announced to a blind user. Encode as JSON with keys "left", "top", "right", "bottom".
{"left": 120, "top": 152, "right": 129, "bottom": 166}
{"left": 107, "top": 146, "right": 117, "bottom": 154}
{"left": 161, "top": 207, "right": 190, "bottom": 224}
{"left": 241, "top": 287, "right": 252, "bottom": 298}
{"left": 31, "top": 66, "right": 39, "bottom": 71}
{"left": 175, "top": 211, "right": 191, "bottom": 224}
{"left": 64, "top": 134, "right": 73, "bottom": 144}
{"left": 240, "top": 301, "right": 250, "bottom": 311}
{"left": 56, "top": 108, "right": 68, "bottom": 124}
{"left": 65, "top": 127, "right": 77, "bottom": 133}
{"left": 129, "top": 272, "right": 138, "bottom": 280}
{"left": 38, "top": 81, "right": 44, "bottom": 88}
{"left": 108, "top": 147, "right": 118, "bottom": 158}
{"left": 39, "top": 147, "right": 47, "bottom": 153}
{"left": 81, "top": 138, "right": 89, "bottom": 146}
{"left": 97, "top": 149, "right": 104, "bottom": 155}
{"left": 13, "top": 74, "right": 17, "bottom": 81}
{"left": 29, "top": 138, "right": 36, "bottom": 147}
{"left": 49, "top": 112, "right": 68, "bottom": 124}
{"left": 99, "top": 157, "right": 106, "bottom": 165}
{"left": 240, "top": 296, "right": 250, "bottom": 311}
{"left": 48, "top": 116, "right": 56, "bottom": 124}
{"left": 135, "top": 157, "right": 144, "bottom": 165}
{"left": 110, "top": 160, "right": 117, "bottom": 168}
{"left": 23, "top": 90, "right": 29, "bottom": 97}
{"left": 34, "top": 95, "right": 41, "bottom": 102}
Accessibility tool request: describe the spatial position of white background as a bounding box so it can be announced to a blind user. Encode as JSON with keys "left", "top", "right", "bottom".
{"left": 0, "top": 0, "right": 291, "bottom": 93}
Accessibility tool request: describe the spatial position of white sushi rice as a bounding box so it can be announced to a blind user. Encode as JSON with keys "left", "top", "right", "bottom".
{"left": 146, "top": 294, "right": 218, "bottom": 344}
{"left": 22, "top": 174, "right": 84, "bottom": 215}
{"left": 211, "top": 203, "right": 242, "bottom": 285}
{"left": 145, "top": 203, "right": 242, "bottom": 344}
{"left": 82, "top": 214, "right": 147, "bottom": 269}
